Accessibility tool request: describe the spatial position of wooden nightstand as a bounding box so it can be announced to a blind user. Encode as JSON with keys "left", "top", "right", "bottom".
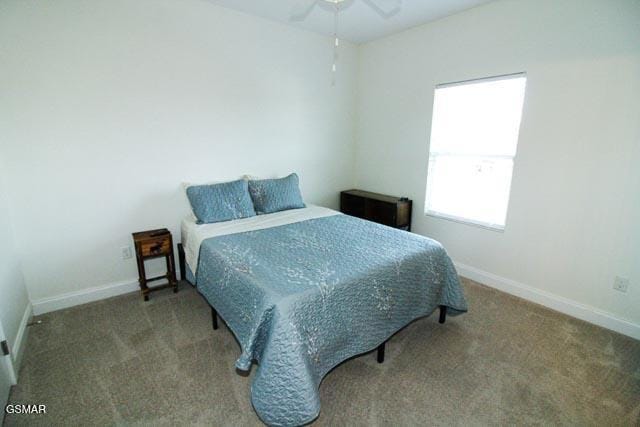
{"left": 132, "top": 228, "right": 178, "bottom": 301}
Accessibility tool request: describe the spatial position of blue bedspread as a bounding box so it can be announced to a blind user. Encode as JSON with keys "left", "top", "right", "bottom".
{"left": 195, "top": 214, "right": 467, "bottom": 426}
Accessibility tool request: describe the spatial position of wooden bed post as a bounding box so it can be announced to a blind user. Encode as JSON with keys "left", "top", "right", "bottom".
{"left": 439, "top": 305, "right": 447, "bottom": 324}
{"left": 211, "top": 306, "right": 218, "bottom": 330}
{"left": 377, "top": 342, "right": 385, "bottom": 363}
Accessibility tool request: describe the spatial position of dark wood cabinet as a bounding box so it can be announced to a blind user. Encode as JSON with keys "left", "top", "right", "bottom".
{"left": 132, "top": 228, "right": 178, "bottom": 301}
{"left": 340, "top": 189, "right": 412, "bottom": 231}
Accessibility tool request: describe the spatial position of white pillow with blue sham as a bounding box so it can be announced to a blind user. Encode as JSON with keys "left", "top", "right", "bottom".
{"left": 186, "top": 179, "right": 256, "bottom": 224}
{"left": 248, "top": 173, "right": 306, "bottom": 215}
{"left": 182, "top": 175, "right": 251, "bottom": 222}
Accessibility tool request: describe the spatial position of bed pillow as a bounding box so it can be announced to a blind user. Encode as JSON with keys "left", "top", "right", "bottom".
{"left": 248, "top": 173, "right": 305, "bottom": 215}
{"left": 182, "top": 175, "right": 252, "bottom": 220}
{"left": 186, "top": 179, "right": 256, "bottom": 224}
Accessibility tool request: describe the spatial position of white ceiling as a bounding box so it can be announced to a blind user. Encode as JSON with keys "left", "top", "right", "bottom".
{"left": 205, "top": 0, "right": 494, "bottom": 44}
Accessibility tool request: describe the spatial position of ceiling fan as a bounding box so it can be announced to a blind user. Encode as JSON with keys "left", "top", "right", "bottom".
{"left": 291, "top": 0, "right": 402, "bottom": 22}
{"left": 290, "top": 0, "right": 402, "bottom": 85}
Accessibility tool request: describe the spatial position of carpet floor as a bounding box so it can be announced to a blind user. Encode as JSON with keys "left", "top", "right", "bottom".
{"left": 3, "top": 278, "right": 639, "bottom": 426}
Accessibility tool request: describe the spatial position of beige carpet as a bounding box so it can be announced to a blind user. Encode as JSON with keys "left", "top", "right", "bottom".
{"left": 4, "top": 278, "right": 639, "bottom": 426}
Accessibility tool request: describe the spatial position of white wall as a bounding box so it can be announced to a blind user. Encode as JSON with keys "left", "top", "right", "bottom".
{"left": 0, "top": 0, "right": 358, "bottom": 303}
{"left": 355, "top": 0, "right": 640, "bottom": 331}
{"left": 0, "top": 158, "right": 30, "bottom": 369}
{"left": 1, "top": 0, "right": 638, "bottom": 339}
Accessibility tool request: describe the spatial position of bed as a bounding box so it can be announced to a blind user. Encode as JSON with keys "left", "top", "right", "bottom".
{"left": 179, "top": 204, "right": 468, "bottom": 426}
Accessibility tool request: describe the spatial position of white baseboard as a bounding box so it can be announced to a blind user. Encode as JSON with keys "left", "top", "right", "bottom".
{"left": 11, "top": 303, "right": 32, "bottom": 377}
{"left": 454, "top": 261, "right": 640, "bottom": 341}
{"left": 31, "top": 279, "right": 139, "bottom": 316}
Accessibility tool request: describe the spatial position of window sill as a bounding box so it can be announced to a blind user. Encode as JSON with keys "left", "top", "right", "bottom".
{"left": 424, "top": 211, "right": 505, "bottom": 232}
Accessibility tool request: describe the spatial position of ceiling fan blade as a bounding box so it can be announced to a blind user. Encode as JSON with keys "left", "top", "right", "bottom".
{"left": 290, "top": 0, "right": 319, "bottom": 21}
{"left": 362, "top": 0, "right": 402, "bottom": 18}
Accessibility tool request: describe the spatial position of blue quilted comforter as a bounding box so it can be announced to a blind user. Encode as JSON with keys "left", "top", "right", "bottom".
{"left": 195, "top": 214, "right": 467, "bottom": 426}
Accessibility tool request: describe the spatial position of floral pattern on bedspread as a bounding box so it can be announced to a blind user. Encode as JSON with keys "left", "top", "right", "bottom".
{"left": 195, "top": 214, "right": 467, "bottom": 426}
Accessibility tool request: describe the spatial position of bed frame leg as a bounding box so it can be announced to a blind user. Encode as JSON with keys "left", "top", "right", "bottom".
{"left": 178, "top": 243, "right": 186, "bottom": 281}
{"left": 211, "top": 306, "right": 218, "bottom": 330}
{"left": 439, "top": 305, "right": 447, "bottom": 324}
{"left": 377, "top": 342, "right": 385, "bottom": 363}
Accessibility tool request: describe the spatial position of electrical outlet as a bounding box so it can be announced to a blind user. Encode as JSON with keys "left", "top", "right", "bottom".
{"left": 121, "top": 246, "right": 133, "bottom": 260}
{"left": 613, "top": 276, "right": 629, "bottom": 293}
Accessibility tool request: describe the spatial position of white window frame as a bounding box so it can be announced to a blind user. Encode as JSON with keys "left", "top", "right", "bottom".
{"left": 424, "top": 72, "right": 527, "bottom": 231}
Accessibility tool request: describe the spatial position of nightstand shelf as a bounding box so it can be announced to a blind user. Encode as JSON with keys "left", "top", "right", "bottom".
{"left": 132, "top": 228, "right": 178, "bottom": 301}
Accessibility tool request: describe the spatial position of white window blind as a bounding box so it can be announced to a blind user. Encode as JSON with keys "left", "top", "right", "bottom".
{"left": 425, "top": 73, "right": 526, "bottom": 230}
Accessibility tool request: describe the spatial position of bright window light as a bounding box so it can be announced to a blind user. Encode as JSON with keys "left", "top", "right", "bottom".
{"left": 425, "top": 73, "right": 526, "bottom": 230}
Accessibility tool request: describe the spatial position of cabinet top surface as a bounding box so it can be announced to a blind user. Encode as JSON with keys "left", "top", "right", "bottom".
{"left": 132, "top": 228, "right": 171, "bottom": 242}
{"left": 341, "top": 189, "right": 409, "bottom": 204}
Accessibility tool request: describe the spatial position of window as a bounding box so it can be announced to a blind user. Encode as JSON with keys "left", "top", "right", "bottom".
{"left": 425, "top": 73, "right": 526, "bottom": 230}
